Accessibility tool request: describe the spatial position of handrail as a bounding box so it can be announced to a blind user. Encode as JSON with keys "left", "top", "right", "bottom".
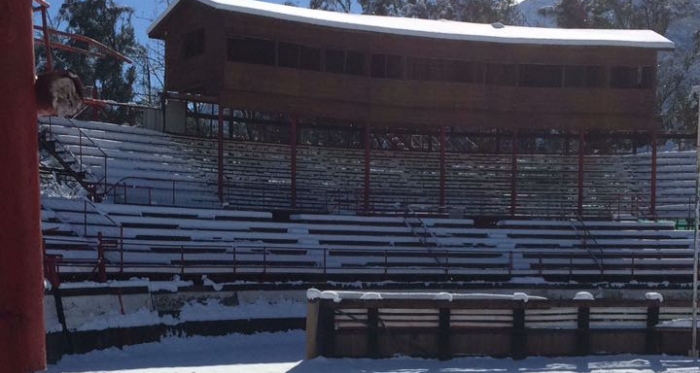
{"left": 571, "top": 215, "right": 604, "bottom": 271}
{"left": 44, "top": 237, "right": 698, "bottom": 283}
{"left": 59, "top": 118, "right": 109, "bottom": 196}
{"left": 32, "top": 25, "right": 132, "bottom": 64}
{"left": 104, "top": 176, "right": 204, "bottom": 204}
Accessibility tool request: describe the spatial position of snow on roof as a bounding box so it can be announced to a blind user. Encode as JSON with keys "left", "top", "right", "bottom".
{"left": 149, "top": 0, "right": 674, "bottom": 50}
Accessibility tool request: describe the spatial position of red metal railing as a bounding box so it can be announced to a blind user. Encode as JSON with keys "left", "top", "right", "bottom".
{"left": 42, "top": 118, "right": 109, "bottom": 199}
{"left": 43, "top": 233, "right": 698, "bottom": 283}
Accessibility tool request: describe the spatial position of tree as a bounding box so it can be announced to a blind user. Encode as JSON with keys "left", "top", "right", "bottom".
{"left": 553, "top": 0, "right": 590, "bottom": 28}
{"left": 551, "top": 0, "right": 700, "bottom": 131}
{"left": 55, "top": 0, "right": 145, "bottom": 122}
{"left": 358, "top": 0, "right": 523, "bottom": 24}
{"left": 310, "top": 0, "right": 353, "bottom": 13}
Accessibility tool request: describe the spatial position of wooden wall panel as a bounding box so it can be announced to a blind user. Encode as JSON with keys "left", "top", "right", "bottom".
{"left": 156, "top": 1, "right": 665, "bottom": 131}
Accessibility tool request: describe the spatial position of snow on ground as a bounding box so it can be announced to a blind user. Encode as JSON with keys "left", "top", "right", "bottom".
{"left": 47, "top": 330, "right": 700, "bottom": 373}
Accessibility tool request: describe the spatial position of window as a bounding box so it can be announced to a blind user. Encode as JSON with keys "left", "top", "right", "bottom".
{"left": 564, "top": 66, "right": 585, "bottom": 87}
{"left": 300, "top": 46, "right": 321, "bottom": 71}
{"left": 371, "top": 54, "right": 386, "bottom": 77}
{"left": 454, "top": 61, "right": 483, "bottom": 84}
{"left": 325, "top": 49, "right": 345, "bottom": 74}
{"left": 585, "top": 66, "right": 607, "bottom": 88}
{"left": 372, "top": 54, "right": 403, "bottom": 79}
{"left": 386, "top": 55, "right": 403, "bottom": 79}
{"left": 227, "top": 37, "right": 275, "bottom": 66}
{"left": 640, "top": 66, "right": 655, "bottom": 88}
{"left": 564, "top": 66, "right": 606, "bottom": 88}
{"left": 485, "top": 63, "right": 517, "bottom": 86}
{"left": 428, "top": 59, "right": 457, "bottom": 82}
{"left": 407, "top": 57, "right": 430, "bottom": 80}
{"left": 610, "top": 66, "right": 637, "bottom": 89}
{"left": 182, "top": 29, "right": 205, "bottom": 59}
{"left": 519, "top": 64, "right": 563, "bottom": 87}
{"left": 278, "top": 42, "right": 299, "bottom": 68}
{"left": 345, "top": 50, "right": 365, "bottom": 76}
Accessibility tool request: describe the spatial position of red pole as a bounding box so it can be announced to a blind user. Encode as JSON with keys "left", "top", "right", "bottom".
{"left": 290, "top": 117, "right": 298, "bottom": 209}
{"left": 92, "top": 84, "right": 98, "bottom": 121}
{"left": 439, "top": 125, "right": 446, "bottom": 212}
{"left": 97, "top": 231, "right": 106, "bottom": 283}
{"left": 578, "top": 131, "right": 585, "bottom": 216}
{"left": 650, "top": 130, "right": 657, "bottom": 218}
{"left": 0, "top": 1, "right": 47, "bottom": 371}
{"left": 217, "top": 104, "right": 224, "bottom": 202}
{"left": 364, "top": 123, "right": 371, "bottom": 213}
{"left": 510, "top": 129, "right": 518, "bottom": 216}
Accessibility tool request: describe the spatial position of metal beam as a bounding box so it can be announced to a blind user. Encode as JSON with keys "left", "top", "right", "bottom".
{"left": 291, "top": 117, "right": 298, "bottom": 209}
{"left": 578, "top": 131, "right": 585, "bottom": 215}
{"left": 439, "top": 125, "right": 446, "bottom": 212}
{"left": 364, "top": 123, "right": 371, "bottom": 213}
{"left": 510, "top": 129, "right": 518, "bottom": 216}
{"left": 217, "top": 104, "right": 224, "bottom": 202}
{"left": 650, "top": 130, "right": 657, "bottom": 217}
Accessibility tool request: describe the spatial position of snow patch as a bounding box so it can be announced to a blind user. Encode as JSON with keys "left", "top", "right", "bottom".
{"left": 202, "top": 275, "right": 223, "bottom": 292}
{"left": 433, "top": 292, "right": 453, "bottom": 301}
{"left": 360, "top": 292, "right": 382, "bottom": 300}
{"left": 645, "top": 292, "right": 664, "bottom": 302}
{"left": 574, "top": 292, "right": 594, "bottom": 300}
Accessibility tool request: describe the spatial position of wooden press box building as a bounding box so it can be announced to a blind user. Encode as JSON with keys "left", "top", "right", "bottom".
{"left": 148, "top": 0, "right": 674, "bottom": 131}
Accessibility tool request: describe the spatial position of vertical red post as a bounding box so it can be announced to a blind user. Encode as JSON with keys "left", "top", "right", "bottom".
{"left": 439, "top": 125, "right": 446, "bottom": 212}
{"left": 217, "top": 104, "right": 224, "bottom": 202}
{"left": 364, "top": 123, "right": 371, "bottom": 213}
{"left": 510, "top": 129, "right": 518, "bottom": 216}
{"left": 0, "top": 1, "right": 47, "bottom": 371}
{"left": 290, "top": 117, "right": 298, "bottom": 209}
{"left": 650, "top": 130, "right": 657, "bottom": 217}
{"left": 578, "top": 131, "right": 586, "bottom": 216}
{"left": 97, "top": 231, "right": 106, "bottom": 283}
{"left": 92, "top": 85, "right": 98, "bottom": 121}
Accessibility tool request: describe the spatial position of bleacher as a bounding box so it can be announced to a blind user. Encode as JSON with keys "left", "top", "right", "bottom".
{"left": 627, "top": 151, "right": 697, "bottom": 220}
{"left": 35, "top": 118, "right": 700, "bottom": 285}
{"left": 171, "top": 136, "right": 638, "bottom": 217}
{"left": 39, "top": 118, "right": 220, "bottom": 207}
{"left": 41, "top": 199, "right": 694, "bottom": 283}
{"left": 40, "top": 118, "right": 684, "bottom": 221}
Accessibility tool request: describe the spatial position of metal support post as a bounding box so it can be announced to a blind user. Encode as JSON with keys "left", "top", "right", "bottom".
{"left": 0, "top": 1, "right": 47, "bottom": 371}
{"left": 651, "top": 130, "right": 658, "bottom": 218}
{"left": 510, "top": 129, "right": 518, "bottom": 216}
{"left": 291, "top": 117, "right": 298, "bottom": 209}
{"left": 439, "top": 125, "right": 446, "bottom": 212}
{"left": 364, "top": 123, "right": 371, "bottom": 213}
{"left": 217, "top": 104, "right": 224, "bottom": 203}
{"left": 578, "top": 131, "right": 585, "bottom": 216}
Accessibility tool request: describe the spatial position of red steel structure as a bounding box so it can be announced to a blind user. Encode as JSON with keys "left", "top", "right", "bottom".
{"left": 0, "top": 1, "right": 46, "bottom": 372}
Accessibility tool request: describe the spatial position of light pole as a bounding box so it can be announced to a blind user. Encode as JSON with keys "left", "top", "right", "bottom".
{"left": 692, "top": 85, "right": 700, "bottom": 358}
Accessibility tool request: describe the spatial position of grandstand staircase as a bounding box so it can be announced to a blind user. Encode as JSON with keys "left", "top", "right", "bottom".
{"left": 403, "top": 207, "right": 448, "bottom": 271}
{"left": 39, "top": 129, "right": 102, "bottom": 201}
{"left": 570, "top": 217, "right": 604, "bottom": 272}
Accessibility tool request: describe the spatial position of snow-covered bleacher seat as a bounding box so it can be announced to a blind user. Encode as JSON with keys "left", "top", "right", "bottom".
{"left": 41, "top": 199, "right": 695, "bottom": 283}
{"left": 39, "top": 118, "right": 220, "bottom": 207}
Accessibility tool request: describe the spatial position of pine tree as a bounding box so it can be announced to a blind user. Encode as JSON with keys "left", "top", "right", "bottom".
{"left": 309, "top": 0, "right": 353, "bottom": 13}
{"left": 554, "top": 0, "right": 590, "bottom": 28}
{"left": 55, "top": 0, "right": 145, "bottom": 122}
{"left": 551, "top": 0, "right": 700, "bottom": 131}
{"left": 358, "top": 0, "right": 522, "bottom": 24}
